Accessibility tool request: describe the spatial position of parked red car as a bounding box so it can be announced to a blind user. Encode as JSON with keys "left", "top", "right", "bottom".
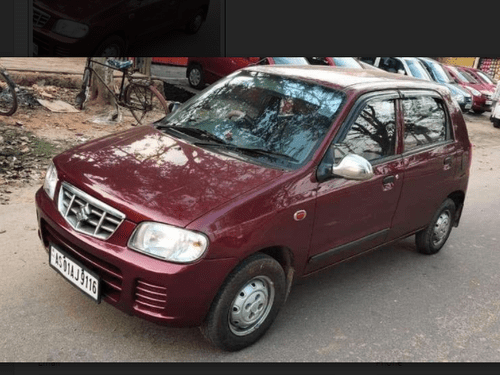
{"left": 33, "top": 0, "right": 210, "bottom": 56}
{"left": 36, "top": 66, "right": 471, "bottom": 351}
{"left": 459, "top": 66, "right": 497, "bottom": 92}
{"left": 443, "top": 64, "right": 493, "bottom": 113}
{"left": 186, "top": 57, "right": 309, "bottom": 89}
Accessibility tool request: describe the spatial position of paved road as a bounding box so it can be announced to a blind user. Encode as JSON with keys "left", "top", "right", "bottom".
{"left": 1, "top": 112, "right": 500, "bottom": 362}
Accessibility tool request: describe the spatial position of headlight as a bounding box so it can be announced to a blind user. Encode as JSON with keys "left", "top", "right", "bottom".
{"left": 52, "top": 19, "right": 89, "bottom": 38}
{"left": 452, "top": 94, "right": 465, "bottom": 104}
{"left": 467, "top": 87, "right": 481, "bottom": 96}
{"left": 43, "top": 162, "right": 58, "bottom": 200}
{"left": 128, "top": 222, "right": 209, "bottom": 263}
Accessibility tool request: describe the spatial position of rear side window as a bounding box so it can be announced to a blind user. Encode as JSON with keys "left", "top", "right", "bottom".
{"left": 401, "top": 96, "right": 450, "bottom": 152}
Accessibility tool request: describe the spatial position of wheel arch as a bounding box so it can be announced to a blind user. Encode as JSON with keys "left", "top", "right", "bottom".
{"left": 447, "top": 190, "right": 466, "bottom": 227}
{"left": 254, "top": 246, "right": 295, "bottom": 302}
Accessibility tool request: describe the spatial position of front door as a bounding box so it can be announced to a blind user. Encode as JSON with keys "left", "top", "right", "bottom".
{"left": 307, "top": 92, "right": 404, "bottom": 273}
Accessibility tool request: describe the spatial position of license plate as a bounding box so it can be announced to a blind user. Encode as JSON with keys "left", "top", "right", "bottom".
{"left": 486, "top": 100, "right": 492, "bottom": 105}
{"left": 49, "top": 244, "right": 101, "bottom": 303}
{"left": 33, "top": 43, "right": 38, "bottom": 56}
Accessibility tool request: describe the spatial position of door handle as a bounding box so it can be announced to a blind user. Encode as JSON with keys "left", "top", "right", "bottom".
{"left": 383, "top": 175, "right": 395, "bottom": 185}
{"left": 444, "top": 156, "right": 452, "bottom": 166}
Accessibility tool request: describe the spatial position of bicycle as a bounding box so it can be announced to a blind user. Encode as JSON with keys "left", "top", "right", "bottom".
{"left": 76, "top": 57, "right": 169, "bottom": 125}
{"left": 0, "top": 65, "right": 18, "bottom": 116}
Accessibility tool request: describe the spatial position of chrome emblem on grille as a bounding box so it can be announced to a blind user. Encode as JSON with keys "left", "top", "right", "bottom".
{"left": 76, "top": 204, "right": 91, "bottom": 224}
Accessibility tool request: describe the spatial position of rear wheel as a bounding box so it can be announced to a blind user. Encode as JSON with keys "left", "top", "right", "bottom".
{"left": 493, "top": 118, "right": 500, "bottom": 128}
{"left": 0, "top": 70, "right": 18, "bottom": 116}
{"left": 415, "top": 198, "right": 456, "bottom": 255}
{"left": 201, "top": 253, "right": 286, "bottom": 351}
{"left": 124, "top": 83, "right": 169, "bottom": 125}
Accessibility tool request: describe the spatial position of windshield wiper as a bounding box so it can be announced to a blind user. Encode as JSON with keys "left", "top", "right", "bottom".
{"left": 195, "top": 142, "right": 298, "bottom": 162}
{"left": 156, "top": 124, "right": 227, "bottom": 144}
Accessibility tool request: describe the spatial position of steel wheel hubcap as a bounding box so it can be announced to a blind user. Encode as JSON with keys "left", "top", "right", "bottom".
{"left": 432, "top": 210, "right": 451, "bottom": 246}
{"left": 229, "top": 276, "right": 274, "bottom": 336}
{"left": 189, "top": 69, "right": 201, "bottom": 86}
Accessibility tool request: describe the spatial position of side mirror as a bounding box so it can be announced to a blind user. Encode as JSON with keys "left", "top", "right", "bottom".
{"left": 397, "top": 69, "right": 405, "bottom": 75}
{"left": 168, "top": 101, "right": 181, "bottom": 113}
{"left": 332, "top": 154, "right": 374, "bottom": 181}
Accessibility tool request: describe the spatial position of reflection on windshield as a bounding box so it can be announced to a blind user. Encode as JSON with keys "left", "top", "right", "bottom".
{"left": 424, "top": 60, "right": 453, "bottom": 84}
{"left": 158, "top": 71, "right": 345, "bottom": 169}
{"left": 272, "top": 57, "right": 309, "bottom": 65}
{"left": 405, "top": 59, "right": 431, "bottom": 80}
{"left": 476, "top": 71, "right": 496, "bottom": 85}
{"left": 332, "top": 58, "right": 361, "bottom": 68}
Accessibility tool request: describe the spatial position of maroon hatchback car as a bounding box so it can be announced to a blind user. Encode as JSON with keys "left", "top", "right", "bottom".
{"left": 36, "top": 66, "right": 472, "bottom": 351}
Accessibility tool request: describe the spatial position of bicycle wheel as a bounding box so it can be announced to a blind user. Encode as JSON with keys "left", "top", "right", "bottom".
{"left": 0, "top": 70, "right": 18, "bottom": 116}
{"left": 124, "top": 82, "right": 169, "bottom": 125}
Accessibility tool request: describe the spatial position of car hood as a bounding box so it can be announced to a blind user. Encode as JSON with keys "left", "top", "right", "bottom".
{"left": 34, "top": 0, "right": 126, "bottom": 21}
{"left": 54, "top": 126, "right": 283, "bottom": 227}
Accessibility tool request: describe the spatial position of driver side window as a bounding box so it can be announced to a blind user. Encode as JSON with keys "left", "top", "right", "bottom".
{"left": 334, "top": 98, "right": 397, "bottom": 164}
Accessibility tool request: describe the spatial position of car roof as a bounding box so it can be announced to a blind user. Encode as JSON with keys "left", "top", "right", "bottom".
{"left": 243, "top": 65, "right": 449, "bottom": 96}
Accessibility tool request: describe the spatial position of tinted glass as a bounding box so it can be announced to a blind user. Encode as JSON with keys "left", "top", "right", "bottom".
{"left": 402, "top": 96, "right": 449, "bottom": 151}
{"left": 335, "top": 98, "right": 397, "bottom": 163}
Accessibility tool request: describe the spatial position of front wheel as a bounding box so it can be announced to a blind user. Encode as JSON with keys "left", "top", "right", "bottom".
{"left": 415, "top": 198, "right": 456, "bottom": 255}
{"left": 0, "top": 70, "right": 18, "bottom": 116}
{"left": 201, "top": 253, "right": 286, "bottom": 351}
{"left": 124, "top": 82, "right": 169, "bottom": 125}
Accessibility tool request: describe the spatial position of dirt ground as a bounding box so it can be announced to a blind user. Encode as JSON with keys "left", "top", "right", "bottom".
{"left": 0, "top": 81, "right": 141, "bottom": 205}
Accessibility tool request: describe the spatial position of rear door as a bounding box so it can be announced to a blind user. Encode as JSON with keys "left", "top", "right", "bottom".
{"left": 306, "top": 91, "right": 405, "bottom": 272}
{"left": 388, "top": 90, "right": 459, "bottom": 240}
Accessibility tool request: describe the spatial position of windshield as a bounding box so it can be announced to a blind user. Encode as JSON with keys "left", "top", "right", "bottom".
{"left": 476, "top": 71, "right": 497, "bottom": 85}
{"left": 421, "top": 59, "right": 454, "bottom": 84}
{"left": 272, "top": 57, "right": 309, "bottom": 65}
{"left": 332, "top": 57, "right": 362, "bottom": 68}
{"left": 157, "top": 70, "right": 345, "bottom": 169}
{"left": 404, "top": 58, "right": 432, "bottom": 80}
{"left": 451, "top": 67, "right": 478, "bottom": 83}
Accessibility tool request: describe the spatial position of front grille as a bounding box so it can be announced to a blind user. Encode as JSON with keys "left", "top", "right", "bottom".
{"left": 58, "top": 182, "right": 125, "bottom": 240}
{"left": 134, "top": 279, "right": 167, "bottom": 315}
{"left": 33, "top": 7, "right": 51, "bottom": 28}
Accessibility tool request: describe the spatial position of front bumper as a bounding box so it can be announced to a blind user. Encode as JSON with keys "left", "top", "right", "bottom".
{"left": 33, "top": 28, "right": 98, "bottom": 56}
{"left": 35, "top": 187, "right": 238, "bottom": 327}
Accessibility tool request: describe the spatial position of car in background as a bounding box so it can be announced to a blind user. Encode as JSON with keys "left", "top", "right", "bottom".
{"left": 306, "top": 57, "right": 385, "bottom": 71}
{"left": 443, "top": 64, "right": 493, "bottom": 114}
{"left": 186, "top": 57, "right": 310, "bottom": 89}
{"left": 33, "top": 0, "right": 210, "bottom": 56}
{"left": 417, "top": 58, "right": 473, "bottom": 112}
{"left": 460, "top": 66, "right": 497, "bottom": 92}
{"left": 360, "top": 57, "right": 433, "bottom": 81}
{"left": 36, "top": 65, "right": 472, "bottom": 351}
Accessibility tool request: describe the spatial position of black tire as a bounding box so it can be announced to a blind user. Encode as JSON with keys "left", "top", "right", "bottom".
{"left": 493, "top": 118, "right": 500, "bottom": 128}
{"left": 0, "top": 70, "right": 18, "bottom": 116}
{"left": 415, "top": 198, "right": 456, "bottom": 255}
{"left": 185, "top": 9, "right": 205, "bottom": 34}
{"left": 473, "top": 109, "right": 485, "bottom": 114}
{"left": 124, "top": 83, "right": 169, "bottom": 125}
{"left": 201, "top": 253, "right": 286, "bottom": 351}
{"left": 187, "top": 64, "right": 205, "bottom": 89}
{"left": 93, "top": 35, "right": 127, "bottom": 57}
